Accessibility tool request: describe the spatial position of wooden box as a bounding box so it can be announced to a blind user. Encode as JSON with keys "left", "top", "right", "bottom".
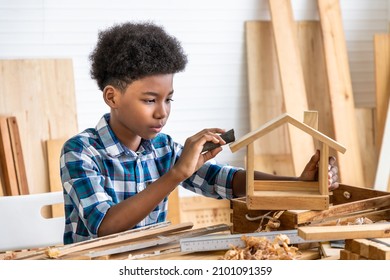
{"left": 231, "top": 184, "right": 390, "bottom": 233}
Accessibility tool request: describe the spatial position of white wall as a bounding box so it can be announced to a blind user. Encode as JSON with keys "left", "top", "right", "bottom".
{"left": 0, "top": 0, "right": 388, "bottom": 195}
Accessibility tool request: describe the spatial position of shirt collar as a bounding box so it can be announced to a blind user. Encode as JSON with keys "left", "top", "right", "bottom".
{"left": 96, "top": 113, "right": 153, "bottom": 157}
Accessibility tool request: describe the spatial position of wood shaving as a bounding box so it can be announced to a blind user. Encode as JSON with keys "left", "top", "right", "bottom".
{"left": 221, "top": 234, "right": 300, "bottom": 260}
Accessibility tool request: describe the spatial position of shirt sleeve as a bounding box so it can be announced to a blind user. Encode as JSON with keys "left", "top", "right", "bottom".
{"left": 60, "top": 137, "right": 114, "bottom": 238}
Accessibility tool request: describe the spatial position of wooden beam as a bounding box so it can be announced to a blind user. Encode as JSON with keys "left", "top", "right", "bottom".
{"left": 7, "top": 117, "right": 29, "bottom": 195}
{"left": 268, "top": 0, "right": 314, "bottom": 175}
{"left": 46, "top": 138, "right": 66, "bottom": 217}
{"left": 253, "top": 180, "right": 318, "bottom": 192}
{"left": 317, "top": 0, "right": 364, "bottom": 186}
{"left": 298, "top": 223, "right": 390, "bottom": 240}
{"left": 374, "top": 98, "right": 390, "bottom": 191}
{"left": 0, "top": 117, "right": 19, "bottom": 196}
{"left": 374, "top": 34, "right": 390, "bottom": 152}
{"left": 230, "top": 113, "right": 346, "bottom": 153}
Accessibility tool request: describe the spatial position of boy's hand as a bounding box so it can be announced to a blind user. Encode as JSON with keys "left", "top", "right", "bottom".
{"left": 298, "top": 150, "right": 339, "bottom": 190}
{"left": 173, "top": 128, "right": 226, "bottom": 180}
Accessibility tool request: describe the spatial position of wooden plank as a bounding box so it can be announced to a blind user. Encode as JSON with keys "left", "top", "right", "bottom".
{"left": 0, "top": 117, "right": 19, "bottom": 196}
{"left": 0, "top": 59, "right": 78, "bottom": 194}
{"left": 374, "top": 98, "right": 390, "bottom": 191}
{"left": 246, "top": 142, "right": 254, "bottom": 196}
{"left": 46, "top": 138, "right": 66, "bottom": 217}
{"left": 248, "top": 192, "right": 328, "bottom": 210}
{"left": 374, "top": 34, "right": 390, "bottom": 153}
{"left": 317, "top": 0, "right": 364, "bottom": 187}
{"left": 167, "top": 188, "right": 180, "bottom": 225}
{"left": 245, "top": 21, "right": 292, "bottom": 177}
{"left": 298, "top": 223, "right": 390, "bottom": 241}
{"left": 84, "top": 224, "right": 230, "bottom": 259}
{"left": 268, "top": 0, "right": 314, "bottom": 175}
{"left": 319, "top": 142, "right": 329, "bottom": 195}
{"left": 46, "top": 222, "right": 191, "bottom": 259}
{"left": 7, "top": 117, "right": 29, "bottom": 195}
{"left": 253, "top": 180, "right": 318, "bottom": 192}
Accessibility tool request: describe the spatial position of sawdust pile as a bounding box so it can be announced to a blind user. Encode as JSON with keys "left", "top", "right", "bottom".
{"left": 221, "top": 234, "right": 300, "bottom": 260}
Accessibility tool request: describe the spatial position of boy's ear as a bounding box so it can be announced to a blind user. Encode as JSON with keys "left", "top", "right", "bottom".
{"left": 103, "top": 85, "right": 120, "bottom": 108}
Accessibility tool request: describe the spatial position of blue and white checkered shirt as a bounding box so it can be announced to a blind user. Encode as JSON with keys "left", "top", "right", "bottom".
{"left": 60, "top": 113, "right": 240, "bottom": 244}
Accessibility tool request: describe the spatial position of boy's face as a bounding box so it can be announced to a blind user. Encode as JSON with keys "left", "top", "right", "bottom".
{"left": 109, "top": 74, "right": 174, "bottom": 145}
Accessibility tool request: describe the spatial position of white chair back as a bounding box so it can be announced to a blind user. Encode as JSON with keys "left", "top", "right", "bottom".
{"left": 0, "top": 191, "right": 64, "bottom": 252}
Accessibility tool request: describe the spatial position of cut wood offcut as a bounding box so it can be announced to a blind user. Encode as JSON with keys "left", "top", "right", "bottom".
{"left": 229, "top": 112, "right": 346, "bottom": 210}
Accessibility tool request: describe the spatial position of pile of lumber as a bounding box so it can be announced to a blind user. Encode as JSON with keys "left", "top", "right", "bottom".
{"left": 342, "top": 238, "right": 390, "bottom": 260}
{"left": 0, "top": 222, "right": 230, "bottom": 260}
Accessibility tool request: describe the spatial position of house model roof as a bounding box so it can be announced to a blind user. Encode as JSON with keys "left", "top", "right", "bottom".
{"left": 229, "top": 113, "right": 346, "bottom": 154}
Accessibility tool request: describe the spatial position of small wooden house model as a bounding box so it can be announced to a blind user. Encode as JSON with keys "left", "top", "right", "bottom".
{"left": 229, "top": 113, "right": 346, "bottom": 210}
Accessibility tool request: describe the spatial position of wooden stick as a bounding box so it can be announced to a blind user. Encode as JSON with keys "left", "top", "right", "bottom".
{"left": 298, "top": 223, "right": 390, "bottom": 240}
{"left": 0, "top": 117, "right": 19, "bottom": 196}
{"left": 7, "top": 117, "right": 29, "bottom": 195}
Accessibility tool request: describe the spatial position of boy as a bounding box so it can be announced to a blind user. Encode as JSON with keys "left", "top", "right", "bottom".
{"left": 61, "top": 22, "right": 339, "bottom": 244}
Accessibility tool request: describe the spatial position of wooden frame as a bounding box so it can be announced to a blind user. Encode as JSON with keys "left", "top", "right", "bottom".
{"left": 230, "top": 113, "right": 346, "bottom": 210}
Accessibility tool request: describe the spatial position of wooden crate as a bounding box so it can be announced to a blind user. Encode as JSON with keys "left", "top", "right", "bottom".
{"left": 179, "top": 196, "right": 232, "bottom": 229}
{"left": 231, "top": 184, "right": 390, "bottom": 233}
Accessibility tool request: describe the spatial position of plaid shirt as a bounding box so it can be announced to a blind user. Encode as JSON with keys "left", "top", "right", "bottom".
{"left": 60, "top": 113, "right": 240, "bottom": 244}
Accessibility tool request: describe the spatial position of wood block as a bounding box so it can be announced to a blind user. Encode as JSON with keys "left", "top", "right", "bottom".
{"left": 368, "top": 238, "right": 390, "bottom": 260}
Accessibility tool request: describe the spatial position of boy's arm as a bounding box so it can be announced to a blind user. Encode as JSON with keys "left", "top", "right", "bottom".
{"left": 98, "top": 128, "right": 228, "bottom": 237}
{"left": 97, "top": 167, "right": 184, "bottom": 237}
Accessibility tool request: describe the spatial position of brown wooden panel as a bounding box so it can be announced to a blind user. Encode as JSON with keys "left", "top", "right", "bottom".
{"left": 317, "top": 0, "right": 364, "bottom": 187}
{"left": 0, "top": 59, "right": 78, "bottom": 194}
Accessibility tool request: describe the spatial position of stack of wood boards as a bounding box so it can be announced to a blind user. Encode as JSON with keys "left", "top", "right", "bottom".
{"left": 0, "top": 116, "right": 28, "bottom": 196}
{"left": 231, "top": 184, "right": 390, "bottom": 233}
{"left": 0, "top": 222, "right": 231, "bottom": 260}
{"left": 245, "top": 0, "right": 373, "bottom": 187}
{"left": 0, "top": 59, "right": 78, "bottom": 194}
{"left": 342, "top": 238, "right": 390, "bottom": 260}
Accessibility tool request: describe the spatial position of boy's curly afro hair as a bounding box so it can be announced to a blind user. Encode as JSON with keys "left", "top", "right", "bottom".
{"left": 89, "top": 22, "right": 188, "bottom": 91}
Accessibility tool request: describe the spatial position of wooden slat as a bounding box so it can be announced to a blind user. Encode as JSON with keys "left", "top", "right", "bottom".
{"left": 46, "top": 138, "right": 66, "bottom": 217}
{"left": 317, "top": 0, "right": 364, "bottom": 187}
{"left": 46, "top": 222, "right": 191, "bottom": 259}
{"left": 245, "top": 21, "right": 292, "bottom": 176}
{"left": 374, "top": 34, "right": 390, "bottom": 153}
{"left": 246, "top": 142, "right": 254, "bottom": 196}
{"left": 7, "top": 117, "right": 29, "bottom": 195}
{"left": 253, "top": 180, "right": 318, "bottom": 192}
{"left": 298, "top": 223, "right": 390, "bottom": 241}
{"left": 268, "top": 0, "right": 314, "bottom": 175}
{"left": 374, "top": 98, "right": 390, "bottom": 191}
{"left": 0, "top": 117, "right": 19, "bottom": 196}
{"left": 84, "top": 224, "right": 230, "bottom": 259}
{"left": 248, "top": 192, "right": 328, "bottom": 210}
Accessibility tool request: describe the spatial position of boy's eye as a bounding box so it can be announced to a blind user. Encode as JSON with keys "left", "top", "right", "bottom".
{"left": 143, "top": 99, "right": 155, "bottom": 103}
{"left": 166, "top": 98, "right": 174, "bottom": 103}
